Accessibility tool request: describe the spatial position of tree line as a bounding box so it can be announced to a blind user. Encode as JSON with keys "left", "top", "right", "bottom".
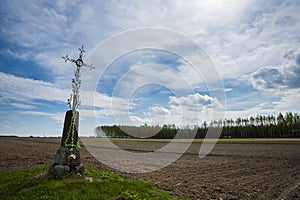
{"left": 94, "top": 112, "right": 300, "bottom": 139}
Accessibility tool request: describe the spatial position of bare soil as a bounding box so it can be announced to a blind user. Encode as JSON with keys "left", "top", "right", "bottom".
{"left": 0, "top": 137, "right": 299, "bottom": 200}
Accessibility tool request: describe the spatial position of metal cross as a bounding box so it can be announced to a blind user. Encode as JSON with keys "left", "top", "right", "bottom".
{"left": 62, "top": 45, "right": 94, "bottom": 111}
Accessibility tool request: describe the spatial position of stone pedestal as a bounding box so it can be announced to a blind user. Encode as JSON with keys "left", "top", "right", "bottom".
{"left": 50, "top": 110, "right": 84, "bottom": 176}
{"left": 61, "top": 110, "right": 79, "bottom": 148}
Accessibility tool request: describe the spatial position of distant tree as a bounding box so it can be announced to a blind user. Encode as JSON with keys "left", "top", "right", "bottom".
{"left": 94, "top": 112, "right": 300, "bottom": 139}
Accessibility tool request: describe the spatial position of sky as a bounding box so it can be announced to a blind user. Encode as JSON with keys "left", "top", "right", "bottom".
{"left": 0, "top": 0, "right": 300, "bottom": 137}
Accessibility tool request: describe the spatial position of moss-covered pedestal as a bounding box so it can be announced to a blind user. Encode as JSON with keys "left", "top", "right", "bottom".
{"left": 50, "top": 110, "right": 84, "bottom": 176}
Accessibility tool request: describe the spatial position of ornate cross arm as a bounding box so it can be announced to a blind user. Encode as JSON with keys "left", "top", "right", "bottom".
{"left": 62, "top": 45, "right": 94, "bottom": 111}
{"left": 62, "top": 45, "right": 94, "bottom": 69}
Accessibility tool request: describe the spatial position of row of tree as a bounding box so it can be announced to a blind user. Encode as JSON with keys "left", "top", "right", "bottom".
{"left": 94, "top": 112, "right": 300, "bottom": 138}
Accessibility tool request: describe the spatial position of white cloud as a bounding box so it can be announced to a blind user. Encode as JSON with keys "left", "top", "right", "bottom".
{"left": 10, "top": 103, "right": 36, "bottom": 109}
{"left": 0, "top": 0, "right": 248, "bottom": 85}
{"left": 3, "top": 0, "right": 299, "bottom": 88}
{"left": 167, "top": 93, "right": 224, "bottom": 125}
{"left": 111, "top": 63, "right": 195, "bottom": 98}
{"left": 127, "top": 93, "right": 224, "bottom": 126}
{"left": 151, "top": 106, "right": 171, "bottom": 115}
{"left": 20, "top": 110, "right": 64, "bottom": 123}
{"left": 2, "top": 1, "right": 300, "bottom": 79}
{"left": 1, "top": 1, "right": 71, "bottom": 48}
{"left": 250, "top": 49, "right": 300, "bottom": 90}
{"left": 224, "top": 87, "right": 300, "bottom": 121}
{"left": 169, "top": 93, "right": 214, "bottom": 109}
{"left": 129, "top": 115, "right": 151, "bottom": 125}
{"left": 104, "top": 0, "right": 250, "bottom": 33}
{"left": 206, "top": 1, "right": 300, "bottom": 80}
{"left": 272, "top": 89, "right": 300, "bottom": 112}
{"left": 0, "top": 72, "right": 68, "bottom": 103}
{"left": 0, "top": 72, "right": 130, "bottom": 121}
{"left": 224, "top": 48, "right": 300, "bottom": 120}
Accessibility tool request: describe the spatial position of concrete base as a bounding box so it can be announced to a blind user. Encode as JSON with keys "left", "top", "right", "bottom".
{"left": 49, "top": 110, "right": 84, "bottom": 177}
{"left": 50, "top": 146, "right": 84, "bottom": 176}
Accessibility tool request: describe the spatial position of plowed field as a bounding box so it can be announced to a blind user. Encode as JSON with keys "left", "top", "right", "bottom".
{"left": 1, "top": 137, "right": 299, "bottom": 199}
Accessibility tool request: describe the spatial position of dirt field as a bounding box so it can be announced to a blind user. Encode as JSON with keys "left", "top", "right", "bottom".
{"left": 0, "top": 137, "right": 299, "bottom": 200}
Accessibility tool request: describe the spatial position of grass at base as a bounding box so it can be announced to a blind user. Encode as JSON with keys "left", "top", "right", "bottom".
{"left": 0, "top": 166, "right": 185, "bottom": 200}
